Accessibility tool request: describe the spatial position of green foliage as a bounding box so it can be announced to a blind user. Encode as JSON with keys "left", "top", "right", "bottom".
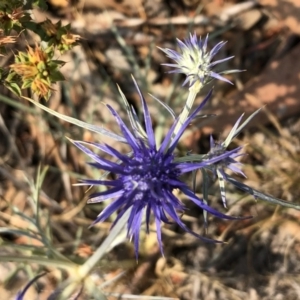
{"left": 10, "top": 45, "right": 65, "bottom": 100}
{"left": 40, "top": 19, "right": 80, "bottom": 53}
{"left": 0, "top": 0, "right": 79, "bottom": 100}
{"left": 29, "top": 0, "right": 48, "bottom": 10}
{"left": 0, "top": 2, "right": 31, "bottom": 35}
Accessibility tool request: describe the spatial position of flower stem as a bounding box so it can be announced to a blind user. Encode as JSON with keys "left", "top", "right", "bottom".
{"left": 172, "top": 84, "right": 201, "bottom": 138}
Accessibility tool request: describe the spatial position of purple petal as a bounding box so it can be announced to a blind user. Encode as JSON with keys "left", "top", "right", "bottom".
{"left": 164, "top": 190, "right": 185, "bottom": 210}
{"left": 91, "top": 194, "right": 131, "bottom": 225}
{"left": 209, "top": 71, "right": 233, "bottom": 85}
{"left": 15, "top": 273, "right": 47, "bottom": 300}
{"left": 202, "top": 34, "right": 209, "bottom": 53}
{"left": 182, "top": 76, "right": 191, "bottom": 87}
{"left": 177, "top": 38, "right": 188, "bottom": 50}
{"left": 180, "top": 187, "right": 252, "bottom": 220}
{"left": 106, "top": 104, "right": 140, "bottom": 153}
{"left": 97, "top": 143, "right": 131, "bottom": 163}
{"left": 83, "top": 142, "right": 130, "bottom": 162}
{"left": 158, "top": 115, "right": 180, "bottom": 154}
{"left": 163, "top": 201, "right": 222, "bottom": 243}
{"left": 88, "top": 187, "right": 123, "bottom": 203}
{"left": 159, "top": 205, "right": 172, "bottom": 223}
{"left": 74, "top": 142, "right": 127, "bottom": 174}
{"left": 209, "top": 56, "right": 234, "bottom": 67}
{"left": 178, "top": 147, "right": 244, "bottom": 173}
{"left": 227, "top": 164, "right": 246, "bottom": 177}
{"left": 210, "top": 41, "right": 226, "bottom": 58}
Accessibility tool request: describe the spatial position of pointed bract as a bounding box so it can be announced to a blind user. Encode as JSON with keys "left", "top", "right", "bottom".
{"left": 159, "top": 33, "right": 238, "bottom": 88}
{"left": 205, "top": 112, "right": 260, "bottom": 207}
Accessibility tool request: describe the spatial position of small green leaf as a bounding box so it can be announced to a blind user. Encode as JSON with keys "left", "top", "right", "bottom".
{"left": 50, "top": 70, "right": 65, "bottom": 82}
{"left": 32, "top": 0, "right": 48, "bottom": 10}
{"left": 6, "top": 71, "right": 17, "bottom": 82}
{"left": 22, "top": 80, "right": 33, "bottom": 89}
{"left": 5, "top": 82, "right": 22, "bottom": 96}
{"left": 50, "top": 60, "right": 66, "bottom": 66}
{"left": 37, "top": 61, "right": 46, "bottom": 72}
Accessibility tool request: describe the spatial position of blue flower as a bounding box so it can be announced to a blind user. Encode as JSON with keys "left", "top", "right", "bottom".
{"left": 72, "top": 79, "right": 249, "bottom": 257}
{"left": 159, "top": 33, "right": 238, "bottom": 88}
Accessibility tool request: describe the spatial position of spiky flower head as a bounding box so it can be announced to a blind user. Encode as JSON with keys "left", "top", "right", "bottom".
{"left": 205, "top": 110, "right": 261, "bottom": 208}
{"left": 10, "top": 45, "right": 65, "bottom": 99}
{"left": 72, "top": 78, "right": 249, "bottom": 257}
{"left": 159, "top": 33, "right": 238, "bottom": 92}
